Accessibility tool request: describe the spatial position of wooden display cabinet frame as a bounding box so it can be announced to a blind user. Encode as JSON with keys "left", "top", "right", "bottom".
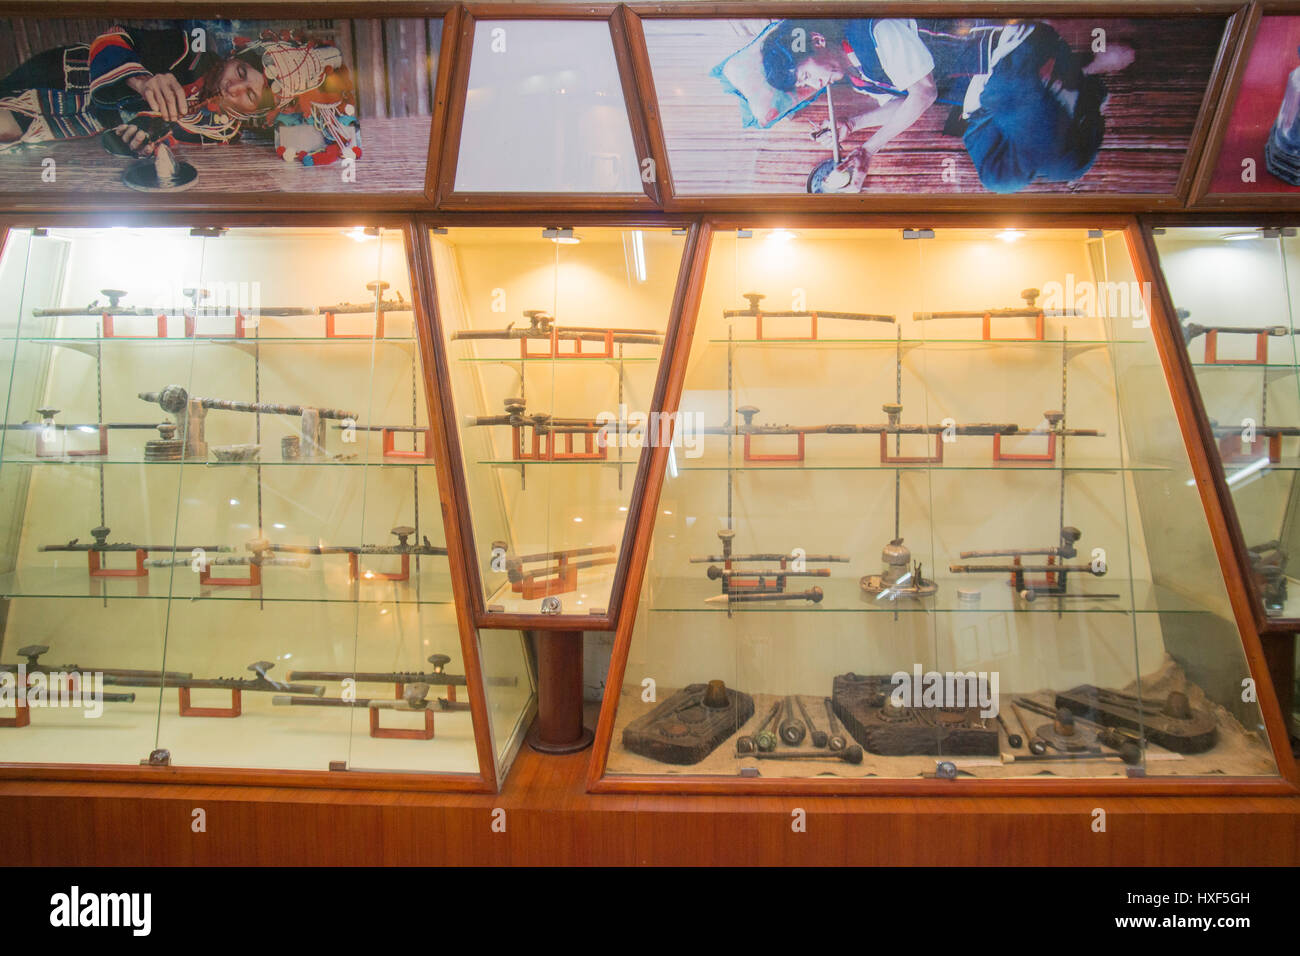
{"left": 586, "top": 213, "right": 1300, "bottom": 796}
{"left": 1189, "top": 1, "right": 1300, "bottom": 208}
{"left": 430, "top": 5, "right": 663, "bottom": 210}
{"left": 0, "top": 213, "right": 531, "bottom": 794}
{"left": 0, "top": 1, "right": 1259, "bottom": 216}
{"left": 0, "top": 3, "right": 1295, "bottom": 864}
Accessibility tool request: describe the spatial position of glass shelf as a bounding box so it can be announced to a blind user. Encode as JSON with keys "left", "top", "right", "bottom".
{"left": 0, "top": 566, "right": 456, "bottom": 605}
{"left": 671, "top": 458, "right": 1169, "bottom": 474}
{"left": 710, "top": 337, "right": 1148, "bottom": 347}
{"left": 0, "top": 454, "right": 436, "bottom": 469}
{"left": 1222, "top": 457, "right": 1300, "bottom": 474}
{"left": 478, "top": 457, "right": 638, "bottom": 468}
{"left": 645, "top": 575, "right": 1216, "bottom": 616}
{"left": 484, "top": 564, "right": 616, "bottom": 615}
{"left": 455, "top": 355, "right": 659, "bottom": 365}
{"left": 474, "top": 456, "right": 1167, "bottom": 473}
{"left": 1190, "top": 361, "right": 1300, "bottom": 370}
{"left": 19, "top": 335, "right": 416, "bottom": 348}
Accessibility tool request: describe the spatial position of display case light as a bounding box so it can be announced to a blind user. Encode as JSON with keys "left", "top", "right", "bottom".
{"left": 543, "top": 227, "right": 580, "bottom": 244}
{"left": 996, "top": 228, "right": 1026, "bottom": 243}
{"left": 766, "top": 228, "right": 797, "bottom": 243}
{"left": 1221, "top": 230, "right": 1261, "bottom": 241}
{"left": 1225, "top": 458, "right": 1270, "bottom": 486}
{"left": 346, "top": 226, "right": 378, "bottom": 242}
{"left": 631, "top": 230, "right": 647, "bottom": 282}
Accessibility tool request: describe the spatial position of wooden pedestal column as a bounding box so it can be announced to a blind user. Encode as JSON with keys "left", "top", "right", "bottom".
{"left": 526, "top": 630, "right": 593, "bottom": 754}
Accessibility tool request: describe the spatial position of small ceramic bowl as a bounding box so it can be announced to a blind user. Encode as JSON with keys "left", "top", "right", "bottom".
{"left": 210, "top": 443, "right": 262, "bottom": 462}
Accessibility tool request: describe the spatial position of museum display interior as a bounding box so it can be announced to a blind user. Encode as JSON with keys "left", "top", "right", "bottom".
{"left": 599, "top": 225, "right": 1279, "bottom": 782}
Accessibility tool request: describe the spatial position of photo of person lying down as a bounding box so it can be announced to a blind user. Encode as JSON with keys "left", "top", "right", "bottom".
{"left": 644, "top": 16, "right": 1226, "bottom": 195}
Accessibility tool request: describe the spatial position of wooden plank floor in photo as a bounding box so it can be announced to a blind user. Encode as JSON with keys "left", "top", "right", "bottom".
{"left": 0, "top": 115, "right": 431, "bottom": 195}
{"left": 645, "top": 17, "right": 1225, "bottom": 195}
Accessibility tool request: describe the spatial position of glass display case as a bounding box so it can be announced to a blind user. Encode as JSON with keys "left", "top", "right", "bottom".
{"left": 1151, "top": 225, "right": 1300, "bottom": 622}
{"left": 431, "top": 225, "right": 689, "bottom": 624}
{"left": 597, "top": 224, "right": 1281, "bottom": 784}
{"left": 0, "top": 2, "right": 1296, "bottom": 874}
{"left": 0, "top": 224, "right": 533, "bottom": 785}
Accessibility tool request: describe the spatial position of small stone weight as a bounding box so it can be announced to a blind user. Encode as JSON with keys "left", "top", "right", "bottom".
{"left": 1163, "top": 691, "right": 1192, "bottom": 720}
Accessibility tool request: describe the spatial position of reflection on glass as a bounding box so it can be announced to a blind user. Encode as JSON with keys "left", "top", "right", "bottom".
{"left": 1154, "top": 226, "right": 1300, "bottom": 620}
{"left": 480, "top": 631, "right": 537, "bottom": 785}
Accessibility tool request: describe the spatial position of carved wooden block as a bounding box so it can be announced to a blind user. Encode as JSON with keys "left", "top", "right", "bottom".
{"left": 622, "top": 682, "right": 755, "bottom": 765}
{"left": 1055, "top": 685, "right": 1218, "bottom": 754}
{"left": 831, "top": 673, "right": 998, "bottom": 756}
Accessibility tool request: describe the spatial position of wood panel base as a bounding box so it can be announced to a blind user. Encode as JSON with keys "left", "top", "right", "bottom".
{"left": 1, "top": 743, "right": 1298, "bottom": 866}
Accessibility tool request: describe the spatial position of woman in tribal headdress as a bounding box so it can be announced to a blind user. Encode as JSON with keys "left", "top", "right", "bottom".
{"left": 0, "top": 25, "right": 361, "bottom": 167}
